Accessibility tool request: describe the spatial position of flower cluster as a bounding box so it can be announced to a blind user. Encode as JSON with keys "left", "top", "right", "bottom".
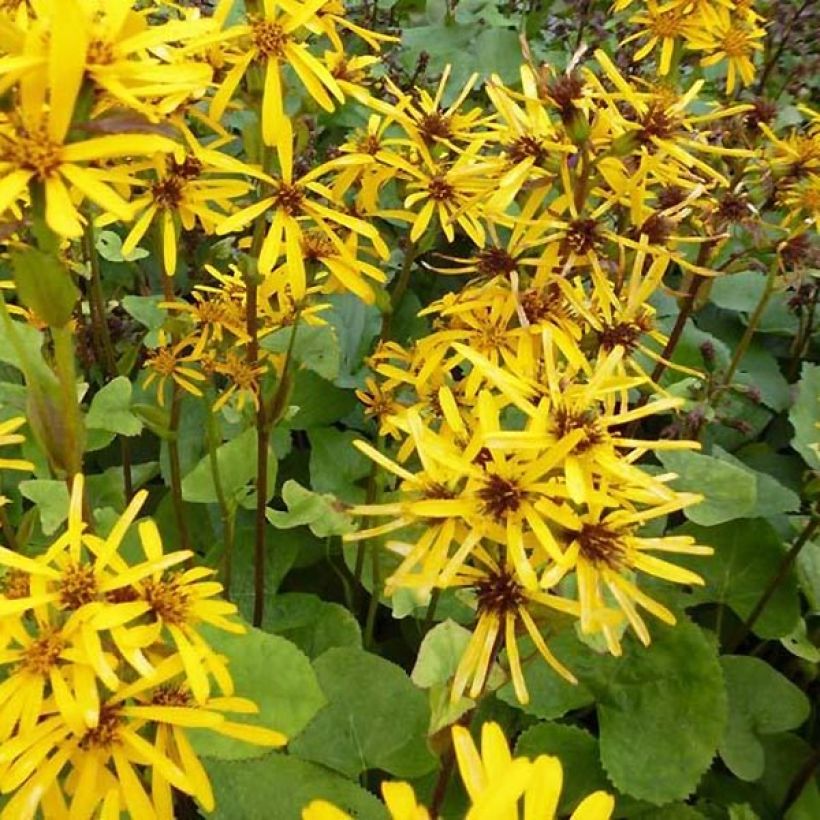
{"left": 0, "top": 475, "right": 285, "bottom": 818}
{"left": 303, "top": 720, "right": 615, "bottom": 820}
{"left": 615, "top": 0, "right": 765, "bottom": 92}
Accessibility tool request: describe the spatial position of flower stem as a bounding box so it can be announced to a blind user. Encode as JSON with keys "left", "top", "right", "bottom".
{"left": 719, "top": 256, "right": 780, "bottom": 391}
{"left": 158, "top": 248, "right": 191, "bottom": 553}
{"left": 727, "top": 512, "right": 819, "bottom": 652}
{"left": 83, "top": 222, "right": 133, "bottom": 500}
{"left": 205, "top": 395, "right": 235, "bottom": 598}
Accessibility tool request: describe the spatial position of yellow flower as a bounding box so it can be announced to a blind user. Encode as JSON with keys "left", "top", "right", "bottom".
{"left": 687, "top": 4, "right": 765, "bottom": 93}
{"left": 376, "top": 65, "right": 497, "bottom": 149}
{"left": 209, "top": 0, "right": 344, "bottom": 152}
{"left": 0, "top": 416, "right": 34, "bottom": 472}
{"left": 119, "top": 150, "right": 254, "bottom": 276}
{"left": 541, "top": 501, "right": 712, "bottom": 655}
{"left": 143, "top": 331, "right": 209, "bottom": 405}
{"left": 216, "top": 140, "right": 385, "bottom": 297}
{"left": 484, "top": 65, "right": 575, "bottom": 212}
{"left": 304, "top": 780, "right": 429, "bottom": 820}
{"left": 622, "top": 0, "right": 694, "bottom": 74}
{"left": 0, "top": 475, "right": 192, "bottom": 691}
{"left": 380, "top": 139, "right": 496, "bottom": 246}
{"left": 452, "top": 721, "right": 615, "bottom": 819}
{"left": 448, "top": 557, "right": 579, "bottom": 704}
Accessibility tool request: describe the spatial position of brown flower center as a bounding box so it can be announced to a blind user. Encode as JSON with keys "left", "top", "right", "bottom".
{"left": 475, "top": 567, "right": 524, "bottom": 614}
{"left": 427, "top": 175, "right": 455, "bottom": 202}
{"left": 21, "top": 631, "right": 65, "bottom": 675}
{"left": 477, "top": 474, "right": 526, "bottom": 521}
{"left": 80, "top": 704, "right": 123, "bottom": 750}
{"left": 275, "top": 182, "right": 304, "bottom": 216}
{"left": 576, "top": 522, "right": 626, "bottom": 568}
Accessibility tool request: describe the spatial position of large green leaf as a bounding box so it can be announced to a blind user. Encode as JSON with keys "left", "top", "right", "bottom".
{"left": 658, "top": 451, "right": 757, "bottom": 525}
{"left": 266, "top": 480, "right": 354, "bottom": 537}
{"left": 261, "top": 324, "right": 340, "bottom": 381}
{"left": 411, "top": 619, "right": 473, "bottom": 689}
{"left": 190, "top": 623, "right": 326, "bottom": 761}
{"left": 719, "top": 655, "right": 810, "bottom": 781}
{"left": 308, "top": 427, "right": 372, "bottom": 502}
{"left": 675, "top": 519, "right": 800, "bottom": 639}
{"left": 789, "top": 363, "right": 820, "bottom": 470}
{"left": 588, "top": 620, "right": 727, "bottom": 804}
{"left": 262, "top": 592, "right": 362, "bottom": 659}
{"left": 204, "top": 753, "right": 387, "bottom": 820}
{"left": 290, "top": 648, "right": 436, "bottom": 779}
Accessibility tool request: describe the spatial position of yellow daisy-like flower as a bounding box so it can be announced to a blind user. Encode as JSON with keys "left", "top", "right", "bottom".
{"left": 452, "top": 721, "right": 615, "bottom": 819}
{"left": 0, "top": 6, "right": 181, "bottom": 236}
{"left": 143, "top": 331, "right": 209, "bottom": 406}
{"left": 447, "top": 556, "right": 580, "bottom": 704}
{"left": 209, "top": 0, "right": 344, "bottom": 153}
{"left": 541, "top": 498, "right": 712, "bottom": 655}
{"left": 622, "top": 0, "right": 694, "bottom": 75}
{"left": 302, "top": 721, "right": 614, "bottom": 820}
{"left": 119, "top": 150, "right": 255, "bottom": 277}
{"left": 216, "top": 141, "right": 385, "bottom": 296}
{"left": 687, "top": 4, "right": 765, "bottom": 94}
{"left": 379, "top": 139, "right": 496, "bottom": 246}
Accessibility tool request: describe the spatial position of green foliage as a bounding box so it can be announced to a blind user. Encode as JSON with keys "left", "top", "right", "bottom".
{"left": 204, "top": 754, "right": 387, "bottom": 820}
{"left": 290, "top": 648, "right": 436, "bottom": 779}
{"left": 676, "top": 520, "right": 801, "bottom": 639}
{"left": 262, "top": 592, "right": 362, "bottom": 658}
{"left": 589, "top": 621, "right": 727, "bottom": 805}
{"left": 191, "top": 623, "right": 326, "bottom": 761}
{"left": 719, "top": 656, "right": 810, "bottom": 781}
{"left": 790, "top": 363, "right": 820, "bottom": 470}
{"left": 266, "top": 479, "right": 355, "bottom": 537}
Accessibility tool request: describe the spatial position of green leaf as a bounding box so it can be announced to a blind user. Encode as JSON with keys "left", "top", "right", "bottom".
{"left": 591, "top": 620, "right": 727, "bottom": 804}
{"left": 96, "top": 229, "right": 148, "bottom": 262}
{"left": 658, "top": 451, "right": 757, "bottom": 525}
{"left": 266, "top": 480, "right": 354, "bottom": 537}
{"left": 719, "top": 655, "right": 810, "bottom": 781}
{"left": 496, "top": 630, "right": 595, "bottom": 720}
{"left": 85, "top": 377, "right": 142, "bottom": 437}
{"left": 411, "top": 619, "right": 472, "bottom": 689}
{"left": 711, "top": 446, "right": 800, "bottom": 518}
{"left": 261, "top": 324, "right": 340, "bottom": 381}
{"left": 789, "top": 363, "right": 820, "bottom": 470}
{"left": 473, "top": 27, "right": 522, "bottom": 83}
{"left": 290, "top": 647, "right": 436, "bottom": 779}
{"left": 204, "top": 753, "right": 387, "bottom": 820}
{"left": 675, "top": 519, "right": 800, "bottom": 639}
{"left": 324, "top": 293, "right": 381, "bottom": 388}
{"left": 780, "top": 620, "right": 820, "bottom": 662}
{"left": 262, "top": 593, "right": 362, "bottom": 659}
{"left": 515, "top": 723, "right": 610, "bottom": 814}
{"left": 190, "top": 623, "right": 325, "bottom": 760}
{"left": 121, "top": 295, "right": 166, "bottom": 347}
{"left": 19, "top": 479, "right": 69, "bottom": 535}
{"left": 285, "top": 371, "right": 358, "bottom": 429}
{"left": 308, "top": 428, "right": 372, "bottom": 502}
{"left": 181, "top": 427, "right": 275, "bottom": 506}
{"left": 11, "top": 247, "right": 79, "bottom": 328}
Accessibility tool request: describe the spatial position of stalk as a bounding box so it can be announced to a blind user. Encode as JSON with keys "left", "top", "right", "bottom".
{"left": 157, "top": 229, "right": 191, "bottom": 553}
{"left": 83, "top": 222, "right": 133, "bottom": 499}
{"left": 205, "top": 394, "right": 235, "bottom": 598}
{"left": 727, "top": 513, "right": 819, "bottom": 652}
{"left": 719, "top": 256, "right": 780, "bottom": 391}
